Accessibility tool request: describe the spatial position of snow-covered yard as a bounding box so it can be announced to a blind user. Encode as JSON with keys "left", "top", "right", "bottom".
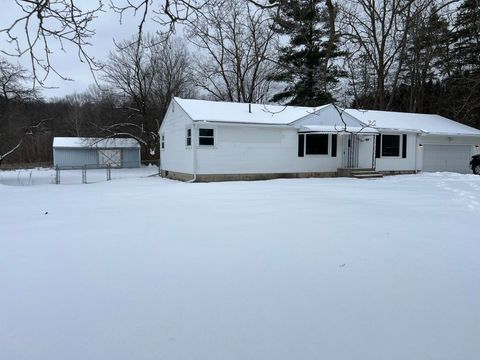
{"left": 1, "top": 171, "right": 479, "bottom": 360}
{"left": 0, "top": 166, "right": 159, "bottom": 186}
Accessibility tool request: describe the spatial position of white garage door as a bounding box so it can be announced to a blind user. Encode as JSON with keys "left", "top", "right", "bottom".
{"left": 423, "top": 145, "right": 471, "bottom": 173}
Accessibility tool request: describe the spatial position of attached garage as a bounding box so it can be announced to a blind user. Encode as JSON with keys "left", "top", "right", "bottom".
{"left": 422, "top": 144, "right": 472, "bottom": 173}
{"left": 53, "top": 137, "right": 141, "bottom": 169}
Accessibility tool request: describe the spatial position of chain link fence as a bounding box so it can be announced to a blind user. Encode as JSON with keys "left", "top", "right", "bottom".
{"left": 0, "top": 160, "right": 160, "bottom": 186}
{"left": 54, "top": 160, "right": 160, "bottom": 184}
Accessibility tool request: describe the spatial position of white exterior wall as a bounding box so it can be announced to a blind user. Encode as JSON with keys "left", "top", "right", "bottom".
{"left": 196, "top": 124, "right": 341, "bottom": 174}
{"left": 416, "top": 134, "right": 480, "bottom": 171}
{"left": 160, "top": 98, "right": 480, "bottom": 176}
{"left": 160, "top": 101, "right": 193, "bottom": 174}
{"left": 375, "top": 132, "right": 418, "bottom": 172}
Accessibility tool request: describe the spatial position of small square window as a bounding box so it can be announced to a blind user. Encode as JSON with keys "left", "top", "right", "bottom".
{"left": 199, "top": 128, "right": 215, "bottom": 146}
{"left": 305, "top": 134, "right": 329, "bottom": 155}
{"left": 381, "top": 135, "right": 400, "bottom": 157}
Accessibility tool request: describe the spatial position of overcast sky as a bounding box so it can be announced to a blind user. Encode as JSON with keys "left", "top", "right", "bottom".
{"left": 0, "top": 0, "right": 167, "bottom": 99}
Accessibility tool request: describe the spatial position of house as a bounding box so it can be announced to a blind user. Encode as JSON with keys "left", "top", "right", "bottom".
{"left": 53, "top": 137, "right": 141, "bottom": 169}
{"left": 159, "top": 98, "right": 480, "bottom": 181}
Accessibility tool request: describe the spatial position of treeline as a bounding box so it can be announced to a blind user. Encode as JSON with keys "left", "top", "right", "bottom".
{"left": 1, "top": 0, "right": 479, "bottom": 165}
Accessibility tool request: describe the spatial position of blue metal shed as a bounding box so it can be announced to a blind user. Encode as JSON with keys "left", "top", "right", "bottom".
{"left": 53, "top": 137, "right": 141, "bottom": 168}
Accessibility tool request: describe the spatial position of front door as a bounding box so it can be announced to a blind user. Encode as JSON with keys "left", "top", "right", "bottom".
{"left": 342, "top": 133, "right": 359, "bottom": 168}
{"left": 358, "top": 134, "right": 376, "bottom": 169}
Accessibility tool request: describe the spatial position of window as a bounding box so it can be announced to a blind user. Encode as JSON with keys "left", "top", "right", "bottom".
{"left": 186, "top": 128, "right": 192, "bottom": 147}
{"left": 305, "top": 134, "right": 329, "bottom": 155}
{"left": 381, "top": 134, "right": 400, "bottom": 157}
{"left": 402, "top": 134, "right": 407, "bottom": 158}
{"left": 161, "top": 133, "right": 165, "bottom": 149}
{"left": 199, "top": 128, "right": 214, "bottom": 146}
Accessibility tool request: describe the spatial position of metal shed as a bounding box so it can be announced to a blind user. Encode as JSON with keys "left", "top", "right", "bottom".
{"left": 53, "top": 137, "right": 141, "bottom": 169}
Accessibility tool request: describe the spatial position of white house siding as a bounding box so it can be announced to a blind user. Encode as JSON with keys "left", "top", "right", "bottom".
{"left": 416, "top": 135, "right": 480, "bottom": 173}
{"left": 196, "top": 125, "right": 341, "bottom": 174}
{"left": 375, "top": 132, "right": 418, "bottom": 172}
{"left": 160, "top": 101, "right": 194, "bottom": 175}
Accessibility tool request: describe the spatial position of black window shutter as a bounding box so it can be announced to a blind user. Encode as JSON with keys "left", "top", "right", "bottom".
{"left": 298, "top": 134, "right": 305, "bottom": 157}
{"left": 375, "top": 135, "right": 381, "bottom": 158}
{"left": 331, "top": 134, "right": 337, "bottom": 157}
{"left": 402, "top": 134, "right": 407, "bottom": 158}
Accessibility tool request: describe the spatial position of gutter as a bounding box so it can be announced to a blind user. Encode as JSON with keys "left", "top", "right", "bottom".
{"left": 418, "top": 131, "right": 480, "bottom": 137}
{"left": 192, "top": 120, "right": 292, "bottom": 128}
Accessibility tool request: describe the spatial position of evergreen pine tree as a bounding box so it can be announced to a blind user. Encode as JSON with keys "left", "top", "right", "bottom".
{"left": 453, "top": 0, "right": 480, "bottom": 72}
{"left": 444, "top": 0, "right": 480, "bottom": 127}
{"left": 270, "top": 0, "right": 345, "bottom": 106}
{"left": 398, "top": 7, "right": 449, "bottom": 113}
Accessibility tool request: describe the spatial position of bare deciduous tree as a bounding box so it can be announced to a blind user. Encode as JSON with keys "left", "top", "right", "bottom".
{"left": 0, "top": 58, "right": 42, "bottom": 164}
{"left": 186, "top": 0, "right": 278, "bottom": 102}
{"left": 0, "top": 0, "right": 214, "bottom": 85}
{"left": 341, "top": 0, "right": 416, "bottom": 110}
{"left": 341, "top": 0, "right": 460, "bottom": 110}
{"left": 100, "top": 33, "right": 195, "bottom": 155}
{"left": 0, "top": 1, "right": 103, "bottom": 86}
{"left": 0, "top": 58, "right": 36, "bottom": 104}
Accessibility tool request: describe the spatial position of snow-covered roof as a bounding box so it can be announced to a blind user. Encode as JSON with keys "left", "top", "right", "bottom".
{"left": 299, "top": 125, "right": 378, "bottom": 134}
{"left": 53, "top": 137, "right": 140, "bottom": 148}
{"left": 174, "top": 97, "right": 330, "bottom": 125}
{"left": 345, "top": 109, "right": 480, "bottom": 136}
{"left": 173, "top": 98, "right": 480, "bottom": 136}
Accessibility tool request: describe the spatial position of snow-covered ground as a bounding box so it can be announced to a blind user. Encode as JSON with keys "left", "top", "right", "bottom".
{"left": 0, "top": 166, "right": 159, "bottom": 186}
{"left": 1, "top": 171, "right": 479, "bottom": 360}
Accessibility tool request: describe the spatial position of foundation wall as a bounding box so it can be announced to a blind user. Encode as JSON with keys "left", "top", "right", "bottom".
{"left": 162, "top": 170, "right": 337, "bottom": 182}
{"left": 379, "top": 170, "right": 417, "bottom": 176}
{"left": 161, "top": 169, "right": 419, "bottom": 182}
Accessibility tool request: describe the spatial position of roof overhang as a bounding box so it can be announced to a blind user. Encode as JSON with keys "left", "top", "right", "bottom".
{"left": 298, "top": 125, "right": 378, "bottom": 134}
{"left": 418, "top": 131, "right": 480, "bottom": 137}
{"left": 191, "top": 120, "right": 292, "bottom": 127}
{"left": 374, "top": 127, "right": 422, "bottom": 134}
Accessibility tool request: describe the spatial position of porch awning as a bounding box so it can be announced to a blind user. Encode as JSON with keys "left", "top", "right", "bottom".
{"left": 299, "top": 125, "right": 378, "bottom": 134}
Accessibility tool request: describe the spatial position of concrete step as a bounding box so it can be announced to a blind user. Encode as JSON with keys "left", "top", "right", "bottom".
{"left": 337, "top": 168, "right": 383, "bottom": 179}
{"left": 337, "top": 168, "right": 384, "bottom": 179}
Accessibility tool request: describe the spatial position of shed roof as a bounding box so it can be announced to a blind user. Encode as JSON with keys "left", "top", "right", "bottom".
{"left": 345, "top": 109, "right": 480, "bottom": 136}
{"left": 174, "top": 97, "right": 330, "bottom": 125}
{"left": 53, "top": 137, "right": 140, "bottom": 148}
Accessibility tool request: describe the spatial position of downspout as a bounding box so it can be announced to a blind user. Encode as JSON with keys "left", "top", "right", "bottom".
{"left": 187, "top": 122, "right": 197, "bottom": 183}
